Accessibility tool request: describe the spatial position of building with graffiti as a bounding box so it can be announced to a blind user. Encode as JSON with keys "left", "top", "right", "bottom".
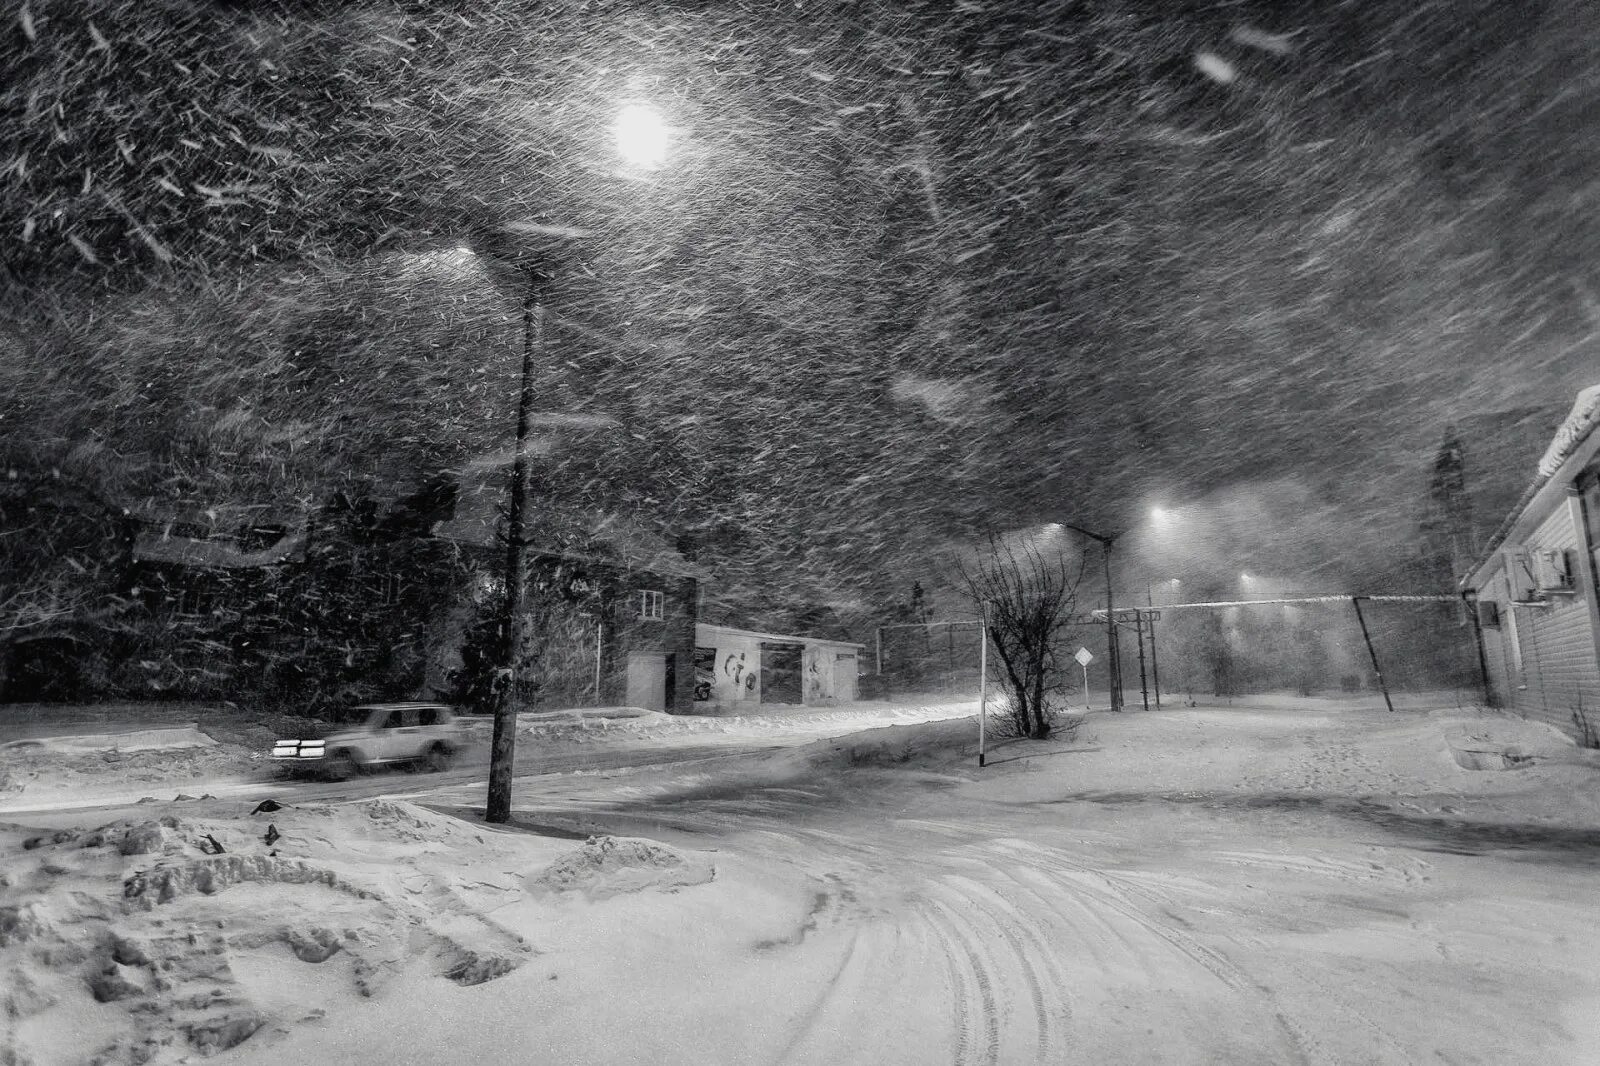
{"left": 692, "top": 623, "right": 863, "bottom": 713}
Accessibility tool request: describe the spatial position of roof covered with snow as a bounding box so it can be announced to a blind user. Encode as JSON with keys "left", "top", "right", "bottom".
{"left": 1536, "top": 384, "right": 1600, "bottom": 478}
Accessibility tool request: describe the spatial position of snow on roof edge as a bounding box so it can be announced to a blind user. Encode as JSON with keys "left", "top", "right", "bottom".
{"left": 1462, "top": 383, "right": 1600, "bottom": 588}
{"left": 1536, "top": 384, "right": 1600, "bottom": 478}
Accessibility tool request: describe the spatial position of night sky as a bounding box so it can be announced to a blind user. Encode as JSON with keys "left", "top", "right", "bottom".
{"left": 3, "top": 0, "right": 1597, "bottom": 603}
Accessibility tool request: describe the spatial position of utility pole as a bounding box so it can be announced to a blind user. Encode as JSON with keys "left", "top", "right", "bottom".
{"left": 1135, "top": 611, "right": 1149, "bottom": 711}
{"left": 486, "top": 278, "right": 543, "bottom": 824}
{"left": 1147, "top": 584, "right": 1162, "bottom": 709}
{"left": 1065, "top": 523, "right": 1122, "bottom": 713}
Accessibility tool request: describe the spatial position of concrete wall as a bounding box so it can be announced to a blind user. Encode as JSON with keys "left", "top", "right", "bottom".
{"left": 696, "top": 628, "right": 763, "bottom": 713}
{"left": 692, "top": 625, "right": 863, "bottom": 713}
{"left": 803, "top": 642, "right": 860, "bottom": 703}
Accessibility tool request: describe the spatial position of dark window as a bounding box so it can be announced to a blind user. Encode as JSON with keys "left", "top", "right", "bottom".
{"left": 418, "top": 707, "right": 439, "bottom": 726}
{"left": 380, "top": 711, "right": 403, "bottom": 730}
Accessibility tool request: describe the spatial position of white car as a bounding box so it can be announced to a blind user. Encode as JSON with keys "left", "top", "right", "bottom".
{"left": 272, "top": 702, "right": 467, "bottom": 780}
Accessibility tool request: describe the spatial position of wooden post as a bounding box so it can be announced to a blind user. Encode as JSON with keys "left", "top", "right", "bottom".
{"left": 487, "top": 285, "right": 542, "bottom": 823}
{"left": 1105, "top": 544, "right": 1120, "bottom": 712}
{"left": 1147, "top": 586, "right": 1162, "bottom": 709}
{"left": 1149, "top": 615, "right": 1162, "bottom": 709}
{"left": 1136, "top": 611, "right": 1150, "bottom": 712}
{"left": 1350, "top": 596, "right": 1394, "bottom": 713}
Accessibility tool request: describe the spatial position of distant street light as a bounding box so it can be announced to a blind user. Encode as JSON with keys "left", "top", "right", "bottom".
{"left": 1062, "top": 522, "right": 1124, "bottom": 713}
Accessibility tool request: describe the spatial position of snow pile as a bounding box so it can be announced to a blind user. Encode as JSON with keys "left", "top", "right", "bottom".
{"left": 1537, "top": 383, "right": 1600, "bottom": 477}
{"left": 529, "top": 835, "right": 715, "bottom": 900}
{"left": 0, "top": 735, "right": 261, "bottom": 804}
{"left": 0, "top": 726, "right": 218, "bottom": 754}
{"left": 1440, "top": 715, "right": 1585, "bottom": 770}
{"left": 0, "top": 798, "right": 549, "bottom": 1065}
{"left": 515, "top": 699, "right": 979, "bottom": 747}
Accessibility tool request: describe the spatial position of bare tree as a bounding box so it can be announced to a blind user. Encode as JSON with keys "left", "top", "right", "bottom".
{"left": 955, "top": 535, "right": 1087, "bottom": 739}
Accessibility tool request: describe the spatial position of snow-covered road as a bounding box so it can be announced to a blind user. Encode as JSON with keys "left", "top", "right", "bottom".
{"left": 365, "top": 696, "right": 1600, "bottom": 1065}
{"left": 9, "top": 695, "right": 1600, "bottom": 1065}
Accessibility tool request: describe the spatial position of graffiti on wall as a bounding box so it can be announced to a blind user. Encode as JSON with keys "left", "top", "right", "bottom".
{"left": 693, "top": 647, "right": 716, "bottom": 701}
{"left": 806, "top": 654, "right": 826, "bottom": 700}
{"left": 723, "top": 651, "right": 758, "bottom": 694}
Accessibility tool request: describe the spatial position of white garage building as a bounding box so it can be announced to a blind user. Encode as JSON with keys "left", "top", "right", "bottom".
{"left": 692, "top": 623, "right": 863, "bottom": 714}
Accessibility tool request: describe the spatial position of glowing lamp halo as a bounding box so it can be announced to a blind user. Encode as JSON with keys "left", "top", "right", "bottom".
{"left": 614, "top": 102, "right": 669, "bottom": 169}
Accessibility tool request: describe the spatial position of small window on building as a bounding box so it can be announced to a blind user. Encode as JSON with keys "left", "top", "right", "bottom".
{"left": 639, "top": 589, "right": 664, "bottom": 621}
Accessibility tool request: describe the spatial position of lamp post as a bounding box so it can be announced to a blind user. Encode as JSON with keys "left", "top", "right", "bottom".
{"left": 481, "top": 102, "right": 670, "bottom": 826}
{"left": 1063, "top": 522, "right": 1122, "bottom": 713}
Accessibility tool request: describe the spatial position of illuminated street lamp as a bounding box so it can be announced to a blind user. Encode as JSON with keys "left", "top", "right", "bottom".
{"left": 614, "top": 103, "right": 669, "bottom": 169}
{"left": 482, "top": 104, "right": 670, "bottom": 825}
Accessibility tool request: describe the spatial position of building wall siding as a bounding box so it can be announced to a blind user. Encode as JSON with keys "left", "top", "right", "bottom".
{"left": 1501, "top": 503, "right": 1600, "bottom": 736}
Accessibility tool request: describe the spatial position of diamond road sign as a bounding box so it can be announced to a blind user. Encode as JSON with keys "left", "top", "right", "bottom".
{"left": 1074, "top": 647, "right": 1094, "bottom": 667}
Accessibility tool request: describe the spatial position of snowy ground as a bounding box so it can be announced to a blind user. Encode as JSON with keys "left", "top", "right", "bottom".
{"left": 0, "top": 698, "right": 981, "bottom": 812}
{"left": 6, "top": 693, "right": 1600, "bottom": 1064}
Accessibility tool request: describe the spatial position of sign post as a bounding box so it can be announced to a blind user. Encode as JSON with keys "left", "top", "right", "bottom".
{"left": 978, "top": 601, "right": 988, "bottom": 768}
{"left": 1074, "top": 646, "right": 1094, "bottom": 711}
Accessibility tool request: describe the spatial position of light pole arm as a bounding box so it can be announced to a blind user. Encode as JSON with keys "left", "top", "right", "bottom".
{"left": 1061, "top": 522, "right": 1116, "bottom": 548}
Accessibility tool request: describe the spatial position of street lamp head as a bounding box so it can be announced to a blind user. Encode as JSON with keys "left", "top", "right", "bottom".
{"left": 615, "top": 103, "right": 669, "bottom": 169}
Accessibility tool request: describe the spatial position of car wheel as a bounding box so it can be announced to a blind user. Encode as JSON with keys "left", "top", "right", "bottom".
{"left": 424, "top": 743, "right": 452, "bottom": 773}
{"left": 324, "top": 750, "right": 358, "bottom": 782}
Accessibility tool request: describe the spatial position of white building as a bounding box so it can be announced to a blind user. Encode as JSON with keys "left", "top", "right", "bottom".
{"left": 1462, "top": 385, "right": 1600, "bottom": 738}
{"left": 692, "top": 623, "right": 863, "bottom": 714}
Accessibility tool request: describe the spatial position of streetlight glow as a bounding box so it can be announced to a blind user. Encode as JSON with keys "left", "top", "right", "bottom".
{"left": 1150, "top": 506, "right": 1166, "bottom": 521}
{"left": 615, "top": 103, "right": 669, "bottom": 169}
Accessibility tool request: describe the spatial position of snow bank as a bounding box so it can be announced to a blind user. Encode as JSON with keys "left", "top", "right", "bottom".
{"left": 529, "top": 835, "right": 715, "bottom": 900}
{"left": 0, "top": 725, "right": 217, "bottom": 754}
{"left": 514, "top": 699, "right": 979, "bottom": 746}
{"left": 0, "top": 733, "right": 259, "bottom": 807}
{"left": 1441, "top": 716, "right": 1585, "bottom": 770}
{"left": 0, "top": 797, "right": 558, "bottom": 1065}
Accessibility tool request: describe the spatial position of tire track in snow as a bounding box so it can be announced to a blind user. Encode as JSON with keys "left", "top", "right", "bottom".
{"left": 917, "top": 898, "right": 1002, "bottom": 1065}
{"left": 994, "top": 840, "right": 1253, "bottom": 991}
{"left": 771, "top": 928, "right": 864, "bottom": 1066}
{"left": 991, "top": 839, "right": 1312, "bottom": 1064}
{"left": 936, "top": 873, "right": 1069, "bottom": 1063}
